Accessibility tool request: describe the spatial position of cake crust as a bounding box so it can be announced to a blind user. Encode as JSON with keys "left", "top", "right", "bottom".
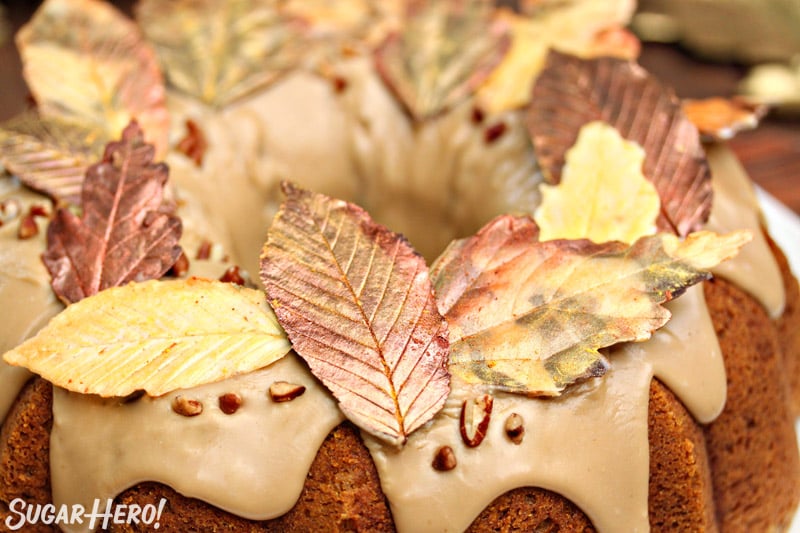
{"left": 703, "top": 275, "right": 800, "bottom": 531}
{"left": 0, "top": 314, "right": 743, "bottom": 532}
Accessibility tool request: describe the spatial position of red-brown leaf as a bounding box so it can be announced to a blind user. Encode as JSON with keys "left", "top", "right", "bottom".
{"left": 260, "top": 182, "right": 450, "bottom": 446}
{"left": 43, "top": 122, "right": 182, "bottom": 304}
{"left": 528, "top": 51, "right": 712, "bottom": 236}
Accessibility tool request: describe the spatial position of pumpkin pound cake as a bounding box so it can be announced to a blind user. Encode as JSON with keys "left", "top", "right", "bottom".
{"left": 1, "top": 0, "right": 799, "bottom": 531}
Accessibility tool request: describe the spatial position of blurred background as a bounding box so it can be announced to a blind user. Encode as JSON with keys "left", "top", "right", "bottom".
{"left": 1, "top": 0, "right": 798, "bottom": 214}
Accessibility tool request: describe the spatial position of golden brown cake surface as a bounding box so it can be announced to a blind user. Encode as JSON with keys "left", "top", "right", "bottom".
{"left": 703, "top": 275, "right": 800, "bottom": 531}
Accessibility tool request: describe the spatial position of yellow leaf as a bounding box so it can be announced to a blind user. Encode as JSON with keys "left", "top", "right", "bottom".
{"left": 535, "top": 121, "right": 660, "bottom": 244}
{"left": 477, "top": 1, "right": 636, "bottom": 113}
{"left": 2, "top": 278, "right": 291, "bottom": 397}
{"left": 16, "top": 0, "right": 169, "bottom": 157}
{"left": 137, "top": 0, "right": 302, "bottom": 108}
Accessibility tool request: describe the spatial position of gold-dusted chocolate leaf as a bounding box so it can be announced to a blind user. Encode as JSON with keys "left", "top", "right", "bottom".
{"left": 43, "top": 122, "right": 182, "bottom": 304}
{"left": 374, "top": 0, "right": 510, "bottom": 120}
{"left": 2, "top": 278, "right": 291, "bottom": 397}
{"left": 260, "top": 182, "right": 450, "bottom": 446}
{"left": 476, "top": 1, "right": 637, "bottom": 113}
{"left": 432, "top": 215, "right": 751, "bottom": 396}
{"left": 535, "top": 121, "right": 659, "bottom": 243}
{"left": 528, "top": 51, "right": 711, "bottom": 237}
{"left": 16, "top": 0, "right": 169, "bottom": 157}
{"left": 682, "top": 97, "right": 767, "bottom": 141}
{"left": 0, "top": 112, "right": 106, "bottom": 206}
{"left": 137, "top": 0, "right": 302, "bottom": 108}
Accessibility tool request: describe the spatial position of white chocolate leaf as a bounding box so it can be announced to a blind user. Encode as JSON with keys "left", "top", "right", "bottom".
{"left": 2, "top": 278, "right": 292, "bottom": 397}
{"left": 535, "top": 121, "right": 659, "bottom": 244}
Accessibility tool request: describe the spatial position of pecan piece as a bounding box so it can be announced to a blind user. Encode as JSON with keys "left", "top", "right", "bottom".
{"left": 168, "top": 251, "right": 190, "bottom": 278}
{"left": 172, "top": 395, "right": 203, "bottom": 417}
{"left": 219, "top": 393, "right": 243, "bottom": 414}
{"left": 17, "top": 213, "right": 39, "bottom": 240}
{"left": 484, "top": 122, "right": 507, "bottom": 144}
{"left": 432, "top": 446, "right": 457, "bottom": 471}
{"left": 177, "top": 119, "right": 207, "bottom": 167}
{"left": 504, "top": 413, "right": 525, "bottom": 444}
{"left": 219, "top": 265, "right": 246, "bottom": 286}
{"left": 196, "top": 239, "right": 212, "bottom": 260}
{"left": 269, "top": 381, "right": 306, "bottom": 403}
{"left": 460, "top": 394, "right": 493, "bottom": 448}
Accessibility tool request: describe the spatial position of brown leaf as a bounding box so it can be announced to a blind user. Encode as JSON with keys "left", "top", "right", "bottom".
{"left": 432, "top": 215, "right": 751, "bottom": 396}
{"left": 374, "top": 0, "right": 510, "bottom": 120}
{"left": 0, "top": 112, "right": 106, "bottom": 206}
{"left": 43, "top": 122, "right": 182, "bottom": 304}
{"left": 15, "top": 0, "right": 169, "bottom": 157}
{"left": 528, "top": 51, "right": 712, "bottom": 236}
{"left": 260, "top": 182, "right": 450, "bottom": 446}
{"left": 136, "top": 0, "right": 303, "bottom": 108}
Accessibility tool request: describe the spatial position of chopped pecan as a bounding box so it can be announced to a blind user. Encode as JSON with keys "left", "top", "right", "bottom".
{"left": 432, "top": 446, "right": 457, "bottom": 471}
{"left": 460, "top": 394, "right": 493, "bottom": 448}
{"left": 218, "top": 393, "right": 243, "bottom": 414}
{"left": 504, "top": 412, "right": 525, "bottom": 444}
{"left": 219, "top": 265, "right": 246, "bottom": 286}
{"left": 172, "top": 395, "right": 203, "bottom": 417}
{"left": 269, "top": 381, "right": 306, "bottom": 403}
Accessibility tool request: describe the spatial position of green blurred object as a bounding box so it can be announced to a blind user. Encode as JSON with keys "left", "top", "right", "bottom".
{"left": 634, "top": 0, "right": 800, "bottom": 63}
{"left": 634, "top": 0, "right": 800, "bottom": 112}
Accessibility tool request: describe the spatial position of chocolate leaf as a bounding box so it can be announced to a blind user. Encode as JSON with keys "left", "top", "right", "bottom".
{"left": 2, "top": 278, "right": 292, "bottom": 397}
{"left": 528, "top": 51, "right": 711, "bottom": 236}
{"left": 682, "top": 97, "right": 767, "bottom": 141}
{"left": 43, "top": 122, "right": 182, "bottom": 304}
{"left": 136, "top": 0, "right": 302, "bottom": 108}
{"left": 477, "top": 3, "right": 637, "bottom": 113}
{"left": 374, "top": 0, "right": 510, "bottom": 120}
{"left": 0, "top": 112, "right": 106, "bottom": 206}
{"left": 535, "top": 121, "right": 660, "bottom": 244}
{"left": 260, "top": 182, "right": 450, "bottom": 446}
{"left": 432, "top": 215, "right": 751, "bottom": 396}
{"left": 16, "top": 0, "right": 169, "bottom": 157}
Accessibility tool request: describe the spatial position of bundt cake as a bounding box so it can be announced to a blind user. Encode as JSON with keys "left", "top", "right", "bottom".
{"left": 1, "top": 1, "right": 799, "bottom": 532}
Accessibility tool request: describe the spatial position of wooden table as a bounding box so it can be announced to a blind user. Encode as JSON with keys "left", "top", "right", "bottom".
{"left": 1, "top": 4, "right": 798, "bottom": 215}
